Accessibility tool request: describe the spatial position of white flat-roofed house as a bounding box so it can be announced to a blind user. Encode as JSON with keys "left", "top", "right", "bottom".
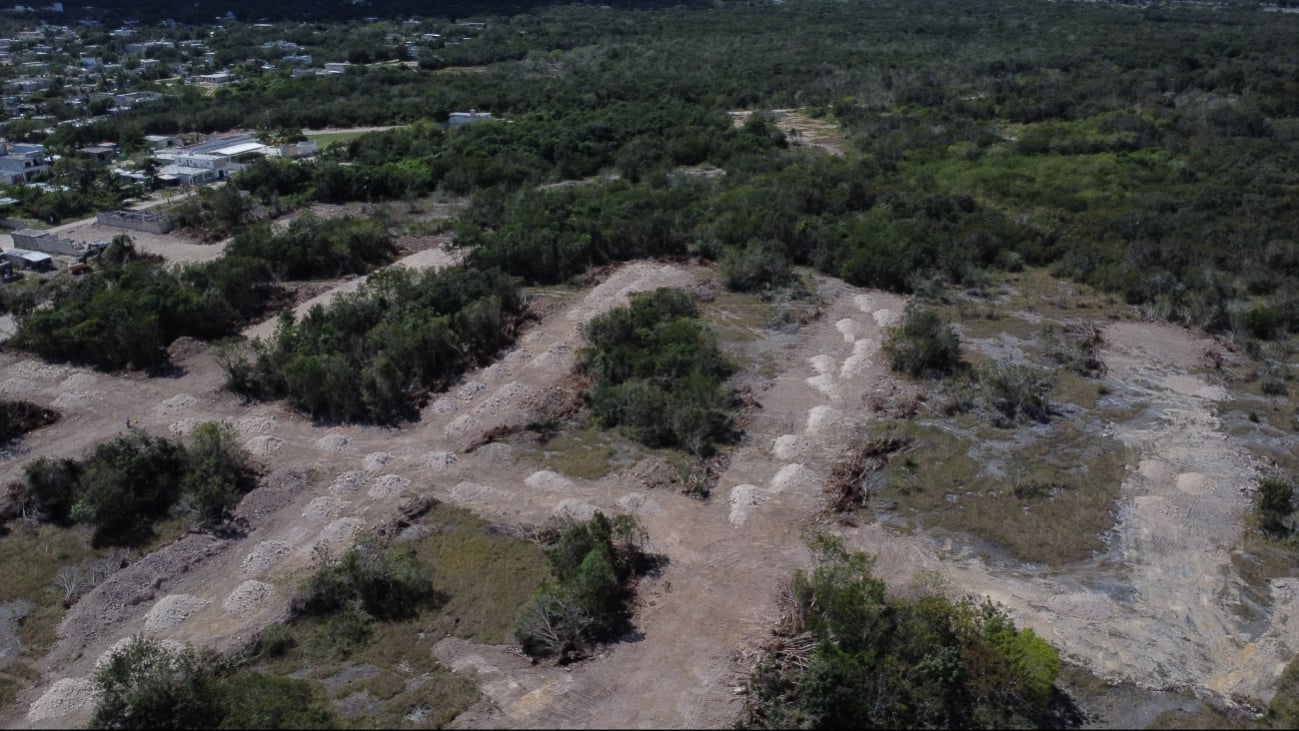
{"left": 0, "top": 142, "right": 49, "bottom": 183}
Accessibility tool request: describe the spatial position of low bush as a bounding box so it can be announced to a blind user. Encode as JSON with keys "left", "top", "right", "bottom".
{"left": 225, "top": 214, "right": 396, "bottom": 280}
{"left": 89, "top": 635, "right": 333, "bottom": 730}
{"left": 515, "top": 512, "right": 650, "bottom": 662}
{"left": 16, "top": 425, "right": 257, "bottom": 544}
{"left": 718, "top": 240, "right": 794, "bottom": 293}
{"left": 579, "top": 288, "right": 737, "bottom": 456}
{"left": 739, "top": 534, "right": 1061, "bottom": 729}
{"left": 881, "top": 303, "right": 963, "bottom": 378}
{"left": 291, "top": 533, "right": 440, "bottom": 623}
{"left": 223, "top": 265, "right": 524, "bottom": 424}
{"left": 978, "top": 359, "right": 1055, "bottom": 424}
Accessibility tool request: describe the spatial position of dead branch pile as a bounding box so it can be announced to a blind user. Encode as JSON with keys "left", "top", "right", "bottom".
{"left": 824, "top": 434, "right": 911, "bottom": 513}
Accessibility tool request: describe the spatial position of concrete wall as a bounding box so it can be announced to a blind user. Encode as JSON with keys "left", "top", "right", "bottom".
{"left": 12, "top": 230, "right": 79, "bottom": 256}
{"left": 96, "top": 210, "right": 176, "bottom": 235}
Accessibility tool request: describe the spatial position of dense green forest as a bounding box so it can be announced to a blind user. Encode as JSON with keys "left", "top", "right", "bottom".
{"left": 10, "top": 0, "right": 1299, "bottom": 414}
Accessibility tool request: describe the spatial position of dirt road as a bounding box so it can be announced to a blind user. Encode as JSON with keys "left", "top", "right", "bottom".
{"left": 2, "top": 264, "right": 1296, "bottom": 728}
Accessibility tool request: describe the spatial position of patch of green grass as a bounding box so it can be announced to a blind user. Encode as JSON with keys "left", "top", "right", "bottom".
{"left": 249, "top": 503, "right": 549, "bottom": 728}
{"left": 874, "top": 418, "right": 1127, "bottom": 566}
{"left": 529, "top": 425, "right": 631, "bottom": 482}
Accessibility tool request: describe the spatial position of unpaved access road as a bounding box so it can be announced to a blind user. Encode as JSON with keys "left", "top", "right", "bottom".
{"left": 2, "top": 265, "right": 1296, "bottom": 728}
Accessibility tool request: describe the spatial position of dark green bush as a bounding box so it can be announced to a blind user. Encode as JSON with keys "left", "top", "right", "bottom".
{"left": 224, "top": 265, "right": 524, "bottom": 424}
{"left": 1256, "top": 477, "right": 1295, "bottom": 538}
{"left": 740, "top": 535, "right": 1061, "bottom": 729}
{"left": 580, "top": 288, "right": 736, "bottom": 456}
{"left": 18, "top": 425, "right": 257, "bottom": 544}
{"left": 225, "top": 214, "right": 396, "bottom": 280}
{"left": 291, "top": 533, "right": 440, "bottom": 622}
{"left": 881, "top": 303, "right": 962, "bottom": 378}
{"left": 516, "top": 512, "right": 648, "bottom": 661}
{"left": 718, "top": 240, "right": 794, "bottom": 292}
{"left": 89, "top": 635, "right": 334, "bottom": 730}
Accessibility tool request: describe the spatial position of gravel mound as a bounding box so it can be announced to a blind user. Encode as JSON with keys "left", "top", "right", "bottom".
{"left": 52, "top": 391, "right": 90, "bottom": 409}
{"left": 155, "top": 393, "right": 197, "bottom": 414}
{"left": 445, "top": 414, "right": 481, "bottom": 436}
{"left": 729, "top": 485, "right": 763, "bottom": 526}
{"left": 418, "top": 451, "right": 456, "bottom": 469}
{"left": 318, "top": 517, "right": 364, "bottom": 546}
{"left": 475, "top": 442, "right": 517, "bottom": 465}
{"left": 245, "top": 435, "right": 284, "bottom": 455}
{"left": 840, "top": 338, "right": 875, "bottom": 378}
{"left": 362, "top": 452, "right": 395, "bottom": 472}
{"left": 617, "top": 492, "right": 662, "bottom": 516}
{"left": 59, "top": 373, "right": 97, "bottom": 391}
{"left": 455, "top": 380, "right": 487, "bottom": 401}
{"left": 368, "top": 474, "right": 411, "bottom": 499}
{"left": 143, "top": 594, "right": 209, "bottom": 631}
{"left": 0, "top": 378, "right": 35, "bottom": 396}
{"left": 449, "top": 481, "right": 507, "bottom": 504}
{"left": 235, "top": 415, "right": 277, "bottom": 434}
{"left": 1177, "top": 472, "right": 1216, "bottom": 496}
{"left": 241, "top": 540, "right": 292, "bottom": 575}
{"left": 27, "top": 677, "right": 97, "bottom": 722}
{"left": 315, "top": 433, "right": 350, "bottom": 452}
{"left": 806, "top": 373, "right": 838, "bottom": 399}
{"left": 222, "top": 580, "right": 273, "bottom": 615}
{"left": 329, "top": 470, "right": 368, "bottom": 495}
{"left": 809, "top": 354, "right": 834, "bottom": 374}
{"left": 303, "top": 496, "right": 348, "bottom": 521}
{"left": 770, "top": 463, "right": 816, "bottom": 492}
{"left": 525, "top": 470, "right": 573, "bottom": 492}
{"left": 553, "top": 498, "right": 599, "bottom": 522}
{"left": 872, "top": 308, "right": 899, "bottom": 327}
{"left": 834, "top": 318, "right": 860, "bottom": 342}
{"left": 805, "top": 405, "right": 843, "bottom": 437}
{"left": 772, "top": 434, "right": 809, "bottom": 460}
{"left": 429, "top": 395, "right": 459, "bottom": 416}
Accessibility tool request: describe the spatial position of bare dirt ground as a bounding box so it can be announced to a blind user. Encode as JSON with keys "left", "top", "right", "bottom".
{"left": 1, "top": 258, "right": 1295, "bottom": 729}
{"left": 729, "top": 108, "right": 849, "bottom": 156}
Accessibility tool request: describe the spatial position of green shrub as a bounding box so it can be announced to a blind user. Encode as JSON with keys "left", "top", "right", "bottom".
{"left": 740, "top": 535, "right": 1061, "bottom": 729}
{"left": 977, "top": 359, "right": 1055, "bottom": 424}
{"left": 89, "top": 635, "right": 334, "bottom": 730}
{"left": 19, "top": 456, "right": 80, "bottom": 522}
{"left": 881, "top": 303, "right": 962, "bottom": 378}
{"left": 580, "top": 288, "right": 736, "bottom": 456}
{"left": 18, "top": 425, "right": 257, "bottom": 544}
{"left": 291, "top": 533, "right": 441, "bottom": 623}
{"left": 718, "top": 240, "right": 793, "bottom": 292}
{"left": 225, "top": 214, "right": 396, "bottom": 280}
{"left": 1256, "top": 477, "right": 1295, "bottom": 538}
{"left": 516, "top": 513, "right": 649, "bottom": 662}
